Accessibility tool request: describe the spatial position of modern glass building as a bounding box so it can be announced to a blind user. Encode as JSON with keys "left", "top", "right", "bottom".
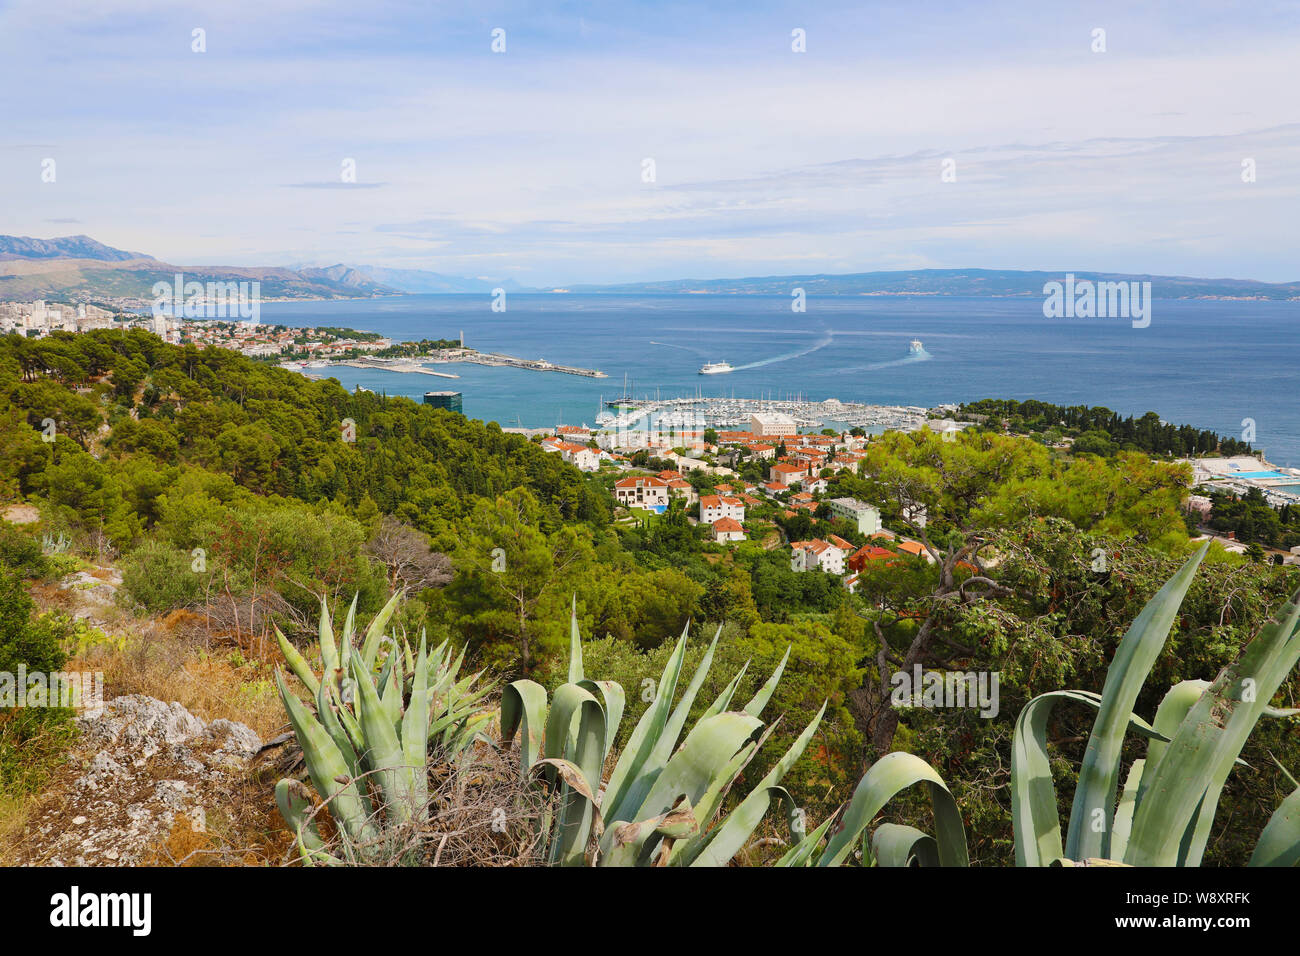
{"left": 423, "top": 390, "right": 463, "bottom": 414}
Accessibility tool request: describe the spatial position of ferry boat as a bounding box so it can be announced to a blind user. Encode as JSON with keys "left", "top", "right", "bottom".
{"left": 698, "top": 361, "right": 734, "bottom": 375}
{"left": 909, "top": 339, "right": 924, "bottom": 354}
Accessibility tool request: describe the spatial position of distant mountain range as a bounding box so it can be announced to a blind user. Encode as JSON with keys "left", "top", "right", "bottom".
{"left": 3, "top": 236, "right": 1297, "bottom": 303}
{"left": 567, "top": 268, "right": 1300, "bottom": 300}
{"left": 0, "top": 235, "right": 398, "bottom": 302}
{"left": 347, "top": 264, "right": 529, "bottom": 294}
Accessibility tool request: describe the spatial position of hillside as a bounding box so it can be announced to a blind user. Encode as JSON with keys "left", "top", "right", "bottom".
{"left": 0, "top": 235, "right": 398, "bottom": 302}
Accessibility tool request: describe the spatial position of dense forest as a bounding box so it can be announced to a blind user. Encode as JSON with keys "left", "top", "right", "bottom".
{"left": 960, "top": 397, "right": 1254, "bottom": 458}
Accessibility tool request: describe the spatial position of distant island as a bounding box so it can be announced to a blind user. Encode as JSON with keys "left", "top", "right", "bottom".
{"left": 4, "top": 235, "right": 1299, "bottom": 304}
{"left": 565, "top": 268, "right": 1300, "bottom": 300}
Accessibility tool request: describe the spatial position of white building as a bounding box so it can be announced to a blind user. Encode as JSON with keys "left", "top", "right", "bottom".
{"left": 614, "top": 475, "right": 670, "bottom": 513}
{"left": 750, "top": 412, "right": 798, "bottom": 437}
{"left": 790, "top": 539, "right": 846, "bottom": 574}
{"left": 826, "top": 497, "right": 882, "bottom": 534}
{"left": 712, "top": 517, "right": 746, "bottom": 543}
{"left": 769, "top": 462, "right": 807, "bottom": 487}
{"left": 699, "top": 495, "right": 745, "bottom": 524}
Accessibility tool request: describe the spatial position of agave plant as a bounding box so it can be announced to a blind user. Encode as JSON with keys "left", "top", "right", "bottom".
{"left": 273, "top": 592, "right": 492, "bottom": 864}
{"left": 499, "top": 602, "right": 825, "bottom": 866}
{"left": 781, "top": 542, "right": 1300, "bottom": 866}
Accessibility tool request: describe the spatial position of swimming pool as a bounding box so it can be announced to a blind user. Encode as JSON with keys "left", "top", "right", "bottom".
{"left": 1230, "top": 470, "right": 1291, "bottom": 479}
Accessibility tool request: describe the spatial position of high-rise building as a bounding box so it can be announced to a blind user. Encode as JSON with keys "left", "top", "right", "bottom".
{"left": 423, "top": 390, "right": 463, "bottom": 414}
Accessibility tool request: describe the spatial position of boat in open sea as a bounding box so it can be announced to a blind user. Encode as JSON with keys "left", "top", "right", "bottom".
{"left": 909, "top": 339, "right": 924, "bottom": 354}
{"left": 699, "top": 361, "right": 734, "bottom": 375}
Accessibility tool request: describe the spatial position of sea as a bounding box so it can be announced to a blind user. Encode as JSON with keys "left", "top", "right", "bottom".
{"left": 257, "top": 294, "right": 1300, "bottom": 469}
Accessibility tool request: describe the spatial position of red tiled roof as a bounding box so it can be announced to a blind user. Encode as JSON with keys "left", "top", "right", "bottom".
{"left": 712, "top": 517, "right": 744, "bottom": 533}
{"left": 615, "top": 475, "right": 669, "bottom": 488}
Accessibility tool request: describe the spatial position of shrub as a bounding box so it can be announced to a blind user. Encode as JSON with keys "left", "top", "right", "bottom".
{"left": 119, "top": 540, "right": 205, "bottom": 613}
{"left": 0, "top": 565, "right": 65, "bottom": 675}
{"left": 0, "top": 522, "right": 49, "bottom": 579}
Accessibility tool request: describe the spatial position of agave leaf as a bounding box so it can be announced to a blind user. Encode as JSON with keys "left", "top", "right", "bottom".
{"left": 1248, "top": 784, "right": 1300, "bottom": 867}
{"left": 634, "top": 711, "right": 764, "bottom": 823}
{"left": 500, "top": 679, "right": 549, "bottom": 778}
{"left": 1012, "top": 689, "right": 1165, "bottom": 866}
{"left": 1067, "top": 543, "right": 1208, "bottom": 861}
{"left": 320, "top": 596, "right": 342, "bottom": 681}
{"left": 551, "top": 693, "right": 607, "bottom": 866}
{"left": 602, "top": 631, "right": 690, "bottom": 824}
{"left": 567, "top": 596, "right": 584, "bottom": 684}
{"left": 350, "top": 654, "right": 414, "bottom": 824}
{"left": 401, "top": 634, "right": 431, "bottom": 817}
{"left": 533, "top": 756, "right": 604, "bottom": 865}
{"left": 360, "top": 589, "right": 404, "bottom": 672}
{"left": 686, "top": 702, "right": 826, "bottom": 867}
{"left": 275, "top": 626, "right": 320, "bottom": 697}
{"left": 274, "top": 668, "right": 377, "bottom": 849}
{"left": 1124, "top": 588, "right": 1300, "bottom": 866}
{"left": 601, "top": 798, "right": 698, "bottom": 867}
{"left": 872, "top": 823, "right": 940, "bottom": 867}
{"left": 775, "top": 811, "right": 838, "bottom": 867}
{"left": 744, "top": 645, "right": 790, "bottom": 718}
{"left": 701, "top": 660, "right": 750, "bottom": 720}
{"left": 647, "top": 623, "right": 720, "bottom": 769}
{"left": 315, "top": 675, "right": 366, "bottom": 792}
{"left": 818, "top": 751, "right": 968, "bottom": 867}
{"left": 1110, "top": 758, "right": 1144, "bottom": 861}
{"left": 341, "top": 594, "right": 357, "bottom": 649}
{"left": 577, "top": 678, "right": 626, "bottom": 760}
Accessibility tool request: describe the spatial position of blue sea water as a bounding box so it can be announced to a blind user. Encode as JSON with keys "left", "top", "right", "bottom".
{"left": 258, "top": 294, "right": 1300, "bottom": 467}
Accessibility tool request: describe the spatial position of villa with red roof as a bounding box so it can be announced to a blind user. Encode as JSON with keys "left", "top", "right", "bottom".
{"left": 790, "top": 539, "right": 846, "bottom": 574}
{"left": 700, "top": 494, "right": 746, "bottom": 523}
{"left": 614, "top": 475, "right": 670, "bottom": 513}
{"left": 711, "top": 517, "right": 746, "bottom": 543}
{"left": 770, "top": 462, "right": 807, "bottom": 487}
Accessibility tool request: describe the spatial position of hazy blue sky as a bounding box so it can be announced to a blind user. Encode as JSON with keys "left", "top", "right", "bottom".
{"left": 3, "top": 0, "right": 1299, "bottom": 284}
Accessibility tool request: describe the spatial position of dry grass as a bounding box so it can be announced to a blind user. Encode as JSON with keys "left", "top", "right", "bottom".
{"left": 281, "top": 742, "right": 553, "bottom": 867}
{"left": 74, "top": 613, "right": 288, "bottom": 739}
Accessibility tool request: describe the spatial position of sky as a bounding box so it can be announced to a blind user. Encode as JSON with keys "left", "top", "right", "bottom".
{"left": 3, "top": 0, "right": 1299, "bottom": 285}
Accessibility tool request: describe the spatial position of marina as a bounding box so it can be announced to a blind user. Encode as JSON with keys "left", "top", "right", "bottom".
{"left": 593, "top": 395, "right": 930, "bottom": 432}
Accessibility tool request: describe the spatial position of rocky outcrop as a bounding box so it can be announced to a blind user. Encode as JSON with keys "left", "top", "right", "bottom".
{"left": 16, "top": 696, "right": 260, "bottom": 866}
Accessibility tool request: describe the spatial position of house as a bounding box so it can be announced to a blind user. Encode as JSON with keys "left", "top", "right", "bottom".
{"left": 790, "top": 539, "right": 845, "bottom": 574}
{"left": 828, "top": 534, "right": 856, "bottom": 554}
{"left": 761, "top": 481, "right": 786, "bottom": 496}
{"left": 803, "top": 476, "right": 829, "bottom": 494}
{"left": 554, "top": 440, "right": 600, "bottom": 472}
{"left": 744, "top": 442, "right": 776, "bottom": 460}
{"left": 897, "top": 540, "right": 934, "bottom": 562}
{"left": 770, "top": 462, "right": 807, "bottom": 487}
{"left": 844, "top": 573, "right": 860, "bottom": 593}
{"left": 826, "top": 497, "right": 882, "bottom": 534}
{"left": 711, "top": 517, "right": 746, "bottom": 543}
{"left": 848, "top": 544, "right": 897, "bottom": 573}
{"left": 666, "top": 479, "right": 697, "bottom": 504}
{"left": 700, "top": 495, "right": 746, "bottom": 523}
{"left": 613, "top": 475, "right": 670, "bottom": 512}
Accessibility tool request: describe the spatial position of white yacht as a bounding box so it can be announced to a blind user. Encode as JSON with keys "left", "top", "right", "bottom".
{"left": 909, "top": 339, "right": 924, "bottom": 354}
{"left": 698, "top": 361, "right": 734, "bottom": 375}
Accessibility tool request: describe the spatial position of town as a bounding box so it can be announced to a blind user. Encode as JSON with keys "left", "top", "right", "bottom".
{"left": 526, "top": 408, "right": 1300, "bottom": 577}
{"left": 529, "top": 409, "right": 959, "bottom": 593}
